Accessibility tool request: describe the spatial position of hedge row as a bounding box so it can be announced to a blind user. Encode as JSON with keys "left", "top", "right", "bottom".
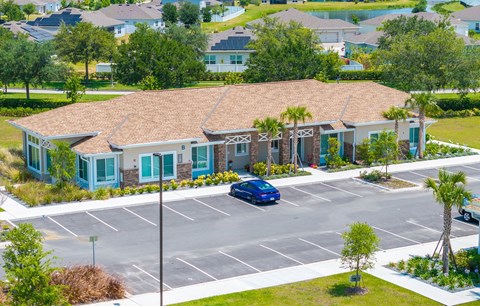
{"left": 436, "top": 97, "right": 480, "bottom": 111}
{"left": 338, "top": 70, "right": 382, "bottom": 80}
{"left": 0, "top": 107, "right": 49, "bottom": 117}
{"left": 0, "top": 98, "right": 71, "bottom": 109}
{"left": 200, "top": 72, "right": 242, "bottom": 81}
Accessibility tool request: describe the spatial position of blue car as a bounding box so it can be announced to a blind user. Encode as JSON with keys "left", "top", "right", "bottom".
{"left": 230, "top": 179, "right": 281, "bottom": 204}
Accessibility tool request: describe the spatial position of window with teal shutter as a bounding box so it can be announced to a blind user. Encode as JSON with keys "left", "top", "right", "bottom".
{"left": 164, "top": 154, "right": 174, "bottom": 177}
{"left": 153, "top": 155, "right": 160, "bottom": 177}
{"left": 141, "top": 155, "right": 151, "bottom": 179}
{"left": 96, "top": 159, "right": 105, "bottom": 182}
{"left": 320, "top": 134, "right": 329, "bottom": 155}
{"left": 410, "top": 127, "right": 419, "bottom": 147}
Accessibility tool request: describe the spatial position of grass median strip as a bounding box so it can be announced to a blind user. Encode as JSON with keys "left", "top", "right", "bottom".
{"left": 172, "top": 272, "right": 440, "bottom": 305}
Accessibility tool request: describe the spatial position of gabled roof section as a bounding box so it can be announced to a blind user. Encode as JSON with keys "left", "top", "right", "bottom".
{"left": 452, "top": 6, "right": 480, "bottom": 21}
{"left": 207, "top": 27, "right": 255, "bottom": 51}
{"left": 344, "top": 31, "right": 384, "bottom": 46}
{"left": 1, "top": 21, "right": 55, "bottom": 42}
{"left": 100, "top": 3, "right": 162, "bottom": 20}
{"left": 11, "top": 81, "right": 409, "bottom": 154}
{"left": 248, "top": 8, "right": 359, "bottom": 30}
{"left": 360, "top": 11, "right": 466, "bottom": 27}
{"left": 28, "top": 8, "right": 124, "bottom": 28}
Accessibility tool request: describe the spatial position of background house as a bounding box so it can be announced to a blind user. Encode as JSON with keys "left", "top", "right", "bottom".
{"left": 205, "top": 27, "right": 254, "bottom": 72}
{"left": 359, "top": 12, "right": 468, "bottom": 36}
{"left": 1, "top": 21, "right": 55, "bottom": 42}
{"left": 452, "top": 6, "right": 480, "bottom": 33}
{"left": 100, "top": 4, "right": 164, "bottom": 34}
{"left": 14, "top": 0, "right": 61, "bottom": 14}
{"left": 28, "top": 8, "right": 126, "bottom": 37}
{"left": 247, "top": 9, "right": 359, "bottom": 44}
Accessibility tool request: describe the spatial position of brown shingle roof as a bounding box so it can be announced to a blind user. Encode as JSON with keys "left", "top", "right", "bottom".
{"left": 360, "top": 12, "right": 466, "bottom": 27}
{"left": 11, "top": 80, "right": 409, "bottom": 154}
{"left": 452, "top": 6, "right": 480, "bottom": 21}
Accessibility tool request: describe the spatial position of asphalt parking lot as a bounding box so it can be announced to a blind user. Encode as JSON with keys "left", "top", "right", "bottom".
{"left": 8, "top": 163, "right": 480, "bottom": 295}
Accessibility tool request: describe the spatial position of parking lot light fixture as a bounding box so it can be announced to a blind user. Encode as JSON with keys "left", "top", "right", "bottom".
{"left": 153, "top": 153, "right": 163, "bottom": 306}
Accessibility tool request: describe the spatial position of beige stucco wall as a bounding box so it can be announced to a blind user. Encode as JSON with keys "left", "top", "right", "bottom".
{"left": 354, "top": 122, "right": 409, "bottom": 144}
{"left": 227, "top": 144, "right": 250, "bottom": 170}
{"left": 258, "top": 141, "right": 280, "bottom": 164}
{"left": 343, "top": 130, "right": 354, "bottom": 144}
{"left": 122, "top": 142, "right": 192, "bottom": 170}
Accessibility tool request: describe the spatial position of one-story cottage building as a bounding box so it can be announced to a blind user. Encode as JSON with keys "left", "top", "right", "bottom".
{"left": 247, "top": 8, "right": 359, "bottom": 43}
{"left": 10, "top": 80, "right": 424, "bottom": 191}
{"left": 99, "top": 4, "right": 164, "bottom": 34}
{"left": 452, "top": 6, "right": 480, "bottom": 34}
{"left": 14, "top": 0, "right": 61, "bottom": 14}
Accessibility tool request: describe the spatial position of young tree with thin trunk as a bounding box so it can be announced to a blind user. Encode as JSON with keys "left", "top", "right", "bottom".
{"left": 405, "top": 93, "right": 439, "bottom": 159}
{"left": 280, "top": 106, "right": 312, "bottom": 173}
{"left": 341, "top": 222, "right": 380, "bottom": 289}
{"left": 22, "top": 2, "right": 36, "bottom": 20}
{"left": 371, "top": 130, "right": 398, "bottom": 177}
{"left": 54, "top": 22, "right": 116, "bottom": 85}
{"left": 253, "top": 117, "right": 285, "bottom": 176}
{"left": 424, "top": 170, "right": 471, "bottom": 274}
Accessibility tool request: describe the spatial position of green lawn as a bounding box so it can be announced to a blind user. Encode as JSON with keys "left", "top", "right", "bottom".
{"left": 428, "top": 117, "right": 480, "bottom": 149}
{"left": 441, "top": 1, "right": 466, "bottom": 12}
{"left": 202, "top": 0, "right": 416, "bottom": 33}
{"left": 0, "top": 116, "right": 21, "bottom": 148}
{"left": 174, "top": 272, "right": 440, "bottom": 306}
{"left": 11, "top": 80, "right": 141, "bottom": 92}
{"left": 1, "top": 92, "right": 121, "bottom": 103}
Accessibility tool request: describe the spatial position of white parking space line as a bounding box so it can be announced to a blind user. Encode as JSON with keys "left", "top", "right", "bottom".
{"left": 442, "top": 169, "right": 480, "bottom": 182}
{"left": 132, "top": 264, "right": 160, "bottom": 283}
{"left": 86, "top": 212, "right": 119, "bottom": 232}
{"left": 406, "top": 220, "right": 454, "bottom": 237}
{"left": 298, "top": 238, "right": 341, "bottom": 256}
{"left": 318, "top": 182, "right": 363, "bottom": 198}
{"left": 176, "top": 258, "right": 218, "bottom": 281}
{"left": 372, "top": 226, "right": 421, "bottom": 244}
{"left": 47, "top": 216, "right": 78, "bottom": 237}
{"left": 453, "top": 218, "right": 478, "bottom": 229}
{"left": 260, "top": 244, "right": 304, "bottom": 265}
{"left": 123, "top": 208, "right": 157, "bottom": 226}
{"left": 5, "top": 219, "right": 17, "bottom": 229}
{"left": 193, "top": 198, "right": 231, "bottom": 216}
{"left": 163, "top": 205, "right": 195, "bottom": 221}
{"left": 462, "top": 165, "right": 480, "bottom": 171}
{"left": 219, "top": 251, "right": 262, "bottom": 272}
{"left": 279, "top": 199, "right": 300, "bottom": 207}
{"left": 409, "top": 171, "right": 430, "bottom": 179}
{"left": 290, "top": 186, "right": 331, "bottom": 202}
{"left": 229, "top": 196, "right": 266, "bottom": 212}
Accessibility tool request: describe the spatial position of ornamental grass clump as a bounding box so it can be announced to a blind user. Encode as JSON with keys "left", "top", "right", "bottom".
{"left": 50, "top": 265, "right": 127, "bottom": 304}
{"left": 0, "top": 147, "right": 30, "bottom": 183}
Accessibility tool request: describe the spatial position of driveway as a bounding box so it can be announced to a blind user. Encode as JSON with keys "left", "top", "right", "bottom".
{"left": 5, "top": 164, "right": 480, "bottom": 295}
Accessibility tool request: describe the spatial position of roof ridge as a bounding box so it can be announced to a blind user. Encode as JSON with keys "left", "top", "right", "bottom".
{"left": 106, "top": 114, "right": 131, "bottom": 144}
{"left": 201, "top": 87, "right": 231, "bottom": 129}
{"left": 338, "top": 95, "right": 351, "bottom": 121}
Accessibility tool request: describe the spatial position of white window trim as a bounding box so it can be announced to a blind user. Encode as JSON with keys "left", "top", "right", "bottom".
{"left": 26, "top": 133, "right": 41, "bottom": 174}
{"left": 235, "top": 143, "right": 249, "bottom": 157}
{"left": 139, "top": 151, "right": 177, "bottom": 183}
{"left": 77, "top": 155, "right": 89, "bottom": 183}
{"left": 192, "top": 146, "right": 209, "bottom": 171}
{"left": 93, "top": 156, "right": 117, "bottom": 185}
{"left": 368, "top": 130, "right": 393, "bottom": 139}
{"left": 271, "top": 140, "right": 279, "bottom": 152}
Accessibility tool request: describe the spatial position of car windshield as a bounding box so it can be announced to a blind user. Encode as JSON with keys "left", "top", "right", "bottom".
{"left": 256, "top": 182, "right": 274, "bottom": 190}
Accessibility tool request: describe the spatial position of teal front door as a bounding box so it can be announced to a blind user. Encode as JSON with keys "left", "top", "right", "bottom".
{"left": 320, "top": 133, "right": 343, "bottom": 165}
{"left": 290, "top": 138, "right": 303, "bottom": 163}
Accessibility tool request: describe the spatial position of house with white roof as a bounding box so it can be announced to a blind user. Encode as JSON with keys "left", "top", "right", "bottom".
{"left": 14, "top": 0, "right": 61, "bottom": 14}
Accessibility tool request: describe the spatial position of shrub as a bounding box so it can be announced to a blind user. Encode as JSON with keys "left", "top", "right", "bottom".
{"left": 359, "top": 169, "right": 390, "bottom": 182}
{"left": 179, "top": 180, "right": 189, "bottom": 188}
{"left": 338, "top": 70, "right": 382, "bottom": 80}
{"left": 0, "top": 148, "right": 30, "bottom": 183}
{"left": 162, "top": 182, "right": 170, "bottom": 191}
{"left": 325, "top": 137, "right": 347, "bottom": 169}
{"left": 170, "top": 179, "right": 178, "bottom": 190}
{"left": 253, "top": 162, "right": 267, "bottom": 176}
{"left": 9, "top": 182, "right": 92, "bottom": 206}
{"left": 205, "top": 176, "right": 213, "bottom": 186}
{"left": 93, "top": 188, "right": 109, "bottom": 200}
{"left": 356, "top": 138, "right": 374, "bottom": 166}
{"left": 187, "top": 180, "right": 196, "bottom": 188}
{"left": 194, "top": 178, "right": 204, "bottom": 187}
{"left": 50, "top": 265, "right": 126, "bottom": 304}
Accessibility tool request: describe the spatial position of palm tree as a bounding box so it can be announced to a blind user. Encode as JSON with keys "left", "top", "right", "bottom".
{"left": 405, "top": 93, "right": 439, "bottom": 159}
{"left": 253, "top": 117, "right": 285, "bottom": 176}
{"left": 424, "top": 170, "right": 471, "bottom": 274}
{"left": 382, "top": 106, "right": 408, "bottom": 145}
{"left": 280, "top": 106, "right": 313, "bottom": 173}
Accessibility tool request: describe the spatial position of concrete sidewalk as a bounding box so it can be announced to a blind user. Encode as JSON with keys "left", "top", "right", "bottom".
{"left": 2, "top": 153, "right": 480, "bottom": 221}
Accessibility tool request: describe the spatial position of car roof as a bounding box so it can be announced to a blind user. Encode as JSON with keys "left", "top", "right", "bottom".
{"left": 248, "top": 179, "right": 271, "bottom": 186}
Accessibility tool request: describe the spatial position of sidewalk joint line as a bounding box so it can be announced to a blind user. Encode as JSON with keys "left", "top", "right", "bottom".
{"left": 47, "top": 216, "right": 78, "bottom": 237}
{"left": 176, "top": 258, "right": 218, "bottom": 281}
{"left": 260, "top": 244, "right": 304, "bottom": 265}
{"left": 372, "top": 226, "right": 420, "bottom": 244}
{"left": 290, "top": 186, "right": 331, "bottom": 202}
{"left": 193, "top": 198, "right": 231, "bottom": 216}
{"left": 219, "top": 251, "right": 261, "bottom": 272}
{"left": 86, "top": 212, "right": 119, "bottom": 231}
{"left": 123, "top": 208, "right": 157, "bottom": 226}
{"left": 163, "top": 205, "right": 195, "bottom": 221}
{"left": 298, "top": 238, "right": 341, "bottom": 256}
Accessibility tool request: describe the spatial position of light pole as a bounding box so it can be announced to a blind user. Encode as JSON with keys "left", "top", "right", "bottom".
{"left": 153, "top": 153, "right": 163, "bottom": 306}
